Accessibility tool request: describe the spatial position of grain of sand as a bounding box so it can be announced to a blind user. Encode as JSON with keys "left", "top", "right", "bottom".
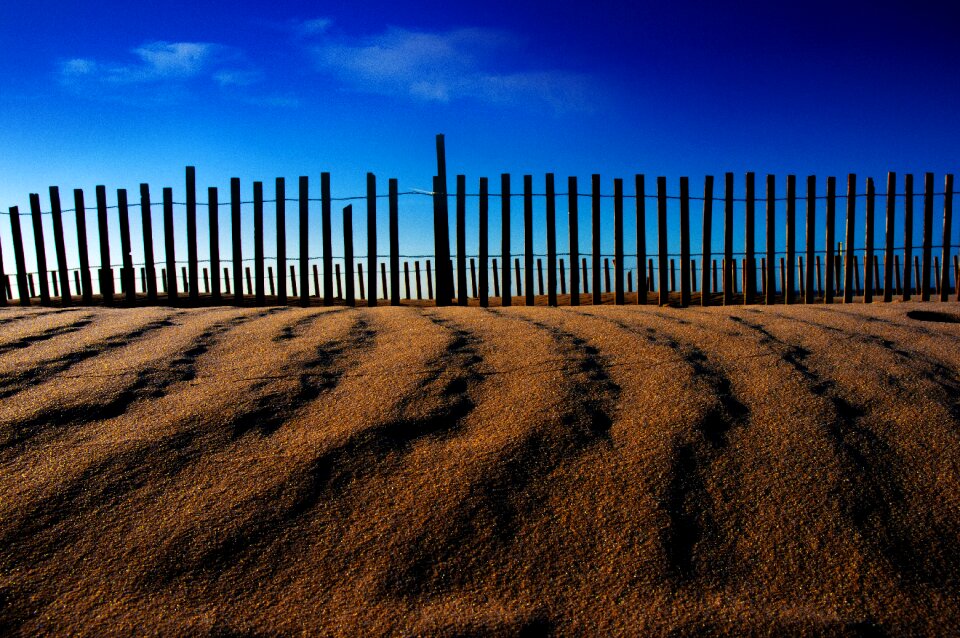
{"left": 0, "top": 303, "right": 958, "bottom": 636}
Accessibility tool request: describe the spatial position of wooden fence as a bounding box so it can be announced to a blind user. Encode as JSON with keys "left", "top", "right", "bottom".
{"left": 1, "top": 136, "right": 957, "bottom": 308}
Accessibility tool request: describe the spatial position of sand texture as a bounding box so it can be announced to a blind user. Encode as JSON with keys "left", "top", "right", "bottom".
{"left": 0, "top": 302, "right": 958, "bottom": 636}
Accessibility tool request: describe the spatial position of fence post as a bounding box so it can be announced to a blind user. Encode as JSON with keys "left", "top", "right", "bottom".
{"left": 28, "top": 193, "right": 51, "bottom": 304}
{"left": 185, "top": 166, "right": 198, "bottom": 302}
{"left": 921, "top": 172, "right": 934, "bottom": 301}
{"left": 804, "top": 176, "right": 815, "bottom": 304}
{"left": 297, "top": 176, "right": 309, "bottom": 307}
{"left": 163, "top": 187, "right": 177, "bottom": 303}
{"left": 479, "top": 177, "right": 489, "bottom": 307}
{"left": 470, "top": 258, "right": 477, "bottom": 298}
{"left": 940, "top": 174, "right": 954, "bottom": 302}
{"left": 611, "top": 178, "right": 624, "bottom": 305}
{"left": 313, "top": 264, "right": 321, "bottom": 299}
{"left": 691, "top": 259, "right": 697, "bottom": 292}
{"left": 456, "top": 174, "right": 467, "bottom": 306}
{"left": 701, "top": 175, "right": 714, "bottom": 306}
{"left": 515, "top": 258, "right": 522, "bottom": 299}
{"left": 874, "top": 255, "right": 882, "bottom": 296}
{"left": 414, "top": 261, "right": 422, "bottom": 300}
{"left": 290, "top": 264, "right": 298, "bottom": 298}
{"left": 670, "top": 259, "right": 676, "bottom": 292}
{"left": 816, "top": 256, "right": 823, "bottom": 296}
{"left": 766, "top": 175, "right": 776, "bottom": 305}
{"left": 854, "top": 255, "right": 862, "bottom": 295}
{"left": 404, "top": 261, "right": 411, "bottom": 300}
{"left": 902, "top": 175, "right": 914, "bottom": 301}
{"left": 582, "top": 257, "right": 590, "bottom": 295}
{"left": 492, "top": 258, "right": 499, "bottom": 298}
{"left": 798, "top": 256, "right": 805, "bottom": 298}
{"left": 96, "top": 186, "right": 115, "bottom": 302}
{"left": 253, "top": 181, "right": 265, "bottom": 305}
{"left": 389, "top": 178, "right": 400, "bottom": 306}
{"left": 711, "top": 259, "right": 717, "bottom": 293}
{"left": 843, "top": 174, "right": 856, "bottom": 303}
{"left": 435, "top": 135, "right": 453, "bottom": 306}
{"left": 267, "top": 266, "right": 275, "bottom": 297}
{"left": 894, "top": 255, "right": 902, "bottom": 295}
{"left": 635, "top": 175, "right": 646, "bottom": 306}
{"left": 569, "top": 176, "right": 580, "bottom": 306}
{"left": 49, "top": 187, "right": 71, "bottom": 305}
{"left": 657, "top": 176, "right": 668, "bottom": 305}
{"left": 501, "top": 174, "right": 512, "bottom": 307}
{"left": 780, "top": 257, "right": 786, "bottom": 298}
{"left": 723, "top": 172, "right": 734, "bottom": 306}
{"left": 203, "top": 268, "right": 210, "bottom": 294}
{"left": 785, "top": 175, "right": 796, "bottom": 304}
{"left": 276, "top": 177, "right": 287, "bottom": 304}
{"left": 334, "top": 263, "right": 341, "bottom": 300}
{"left": 591, "top": 173, "right": 602, "bottom": 305}
{"left": 231, "top": 178, "right": 243, "bottom": 306}
{"left": 8, "top": 206, "right": 30, "bottom": 305}
{"left": 207, "top": 187, "right": 220, "bottom": 302}
{"left": 427, "top": 260, "right": 434, "bottom": 300}
{"left": 380, "top": 262, "right": 387, "bottom": 300}
{"left": 182, "top": 267, "right": 189, "bottom": 294}
{"left": 824, "top": 177, "right": 836, "bottom": 303}
{"left": 678, "top": 177, "right": 690, "bottom": 307}
{"left": 523, "top": 174, "right": 534, "bottom": 306}
{"left": 863, "top": 177, "right": 876, "bottom": 303}
{"left": 0, "top": 236, "right": 6, "bottom": 306}
{"left": 322, "top": 172, "right": 333, "bottom": 305}
{"left": 882, "top": 172, "right": 896, "bottom": 302}
{"left": 605, "top": 257, "right": 612, "bottom": 293}
{"left": 246, "top": 267, "right": 253, "bottom": 296}
{"left": 72, "top": 190, "right": 93, "bottom": 304}
{"left": 224, "top": 268, "right": 231, "bottom": 296}
{"left": 357, "top": 263, "right": 364, "bottom": 301}
{"left": 343, "top": 205, "right": 355, "bottom": 306}
{"left": 366, "top": 172, "right": 377, "bottom": 308}
{"left": 117, "top": 189, "right": 135, "bottom": 304}
{"left": 647, "top": 258, "right": 654, "bottom": 293}
{"left": 559, "top": 258, "right": 567, "bottom": 295}
{"left": 744, "top": 172, "right": 756, "bottom": 304}
{"left": 914, "top": 255, "right": 921, "bottom": 296}
{"left": 140, "top": 185, "right": 157, "bottom": 303}
{"left": 546, "top": 173, "right": 558, "bottom": 306}
{"left": 537, "top": 258, "right": 544, "bottom": 296}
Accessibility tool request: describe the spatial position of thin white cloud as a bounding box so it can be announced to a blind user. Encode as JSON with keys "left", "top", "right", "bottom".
{"left": 59, "top": 41, "right": 231, "bottom": 85}
{"left": 306, "top": 25, "right": 592, "bottom": 112}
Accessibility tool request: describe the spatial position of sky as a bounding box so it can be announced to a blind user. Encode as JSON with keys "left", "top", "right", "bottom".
{"left": 1, "top": 0, "right": 958, "bottom": 291}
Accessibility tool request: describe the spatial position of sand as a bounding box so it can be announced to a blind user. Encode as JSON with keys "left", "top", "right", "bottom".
{"left": 0, "top": 301, "right": 958, "bottom": 636}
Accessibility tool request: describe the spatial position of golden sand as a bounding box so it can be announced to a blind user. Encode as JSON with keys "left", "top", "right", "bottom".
{"left": 0, "top": 302, "right": 958, "bottom": 636}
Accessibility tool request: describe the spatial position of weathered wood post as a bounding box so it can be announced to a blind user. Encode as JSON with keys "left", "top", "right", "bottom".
{"left": 470, "top": 258, "right": 477, "bottom": 298}
{"left": 415, "top": 261, "right": 422, "bottom": 300}
{"left": 537, "top": 259, "right": 544, "bottom": 296}
{"left": 805, "top": 175, "right": 816, "bottom": 304}
{"left": 479, "top": 177, "right": 489, "bottom": 307}
{"left": 163, "top": 187, "right": 177, "bottom": 303}
{"left": 559, "top": 258, "right": 567, "bottom": 295}
{"left": 824, "top": 177, "right": 836, "bottom": 303}
{"left": 843, "top": 174, "right": 856, "bottom": 303}
{"left": 547, "top": 173, "right": 558, "bottom": 306}
{"left": 744, "top": 172, "right": 756, "bottom": 304}
{"left": 569, "top": 176, "right": 580, "bottom": 306}
{"left": 785, "top": 175, "right": 796, "bottom": 304}
{"left": 434, "top": 135, "right": 453, "bottom": 306}
{"left": 678, "top": 177, "right": 690, "bottom": 307}
{"left": 209, "top": 187, "right": 220, "bottom": 302}
{"left": 657, "top": 177, "right": 668, "bottom": 305}
{"left": 343, "top": 205, "right": 355, "bottom": 306}
{"left": 390, "top": 178, "right": 400, "bottom": 306}
{"left": 322, "top": 172, "right": 334, "bottom": 305}
{"left": 117, "top": 189, "right": 136, "bottom": 304}
{"left": 940, "top": 174, "right": 954, "bottom": 302}
{"left": 723, "top": 172, "right": 734, "bottom": 305}
{"left": 231, "top": 178, "right": 243, "bottom": 305}
{"left": 28, "top": 193, "right": 51, "bottom": 304}
{"left": 636, "top": 174, "right": 647, "bottom": 305}
{"left": 456, "top": 174, "right": 468, "bottom": 306}
{"left": 582, "top": 257, "right": 590, "bottom": 295}
{"left": 427, "top": 260, "right": 434, "bottom": 300}
{"left": 299, "top": 176, "right": 309, "bottom": 307}
{"left": 883, "top": 172, "right": 896, "bottom": 302}
{"left": 49, "top": 187, "right": 71, "bottom": 305}
{"left": 276, "top": 177, "right": 287, "bottom": 304}
{"left": 366, "top": 173, "right": 377, "bottom": 308}
{"left": 592, "top": 173, "right": 602, "bottom": 305}
{"left": 95, "top": 186, "right": 114, "bottom": 302}
{"left": 254, "top": 181, "right": 265, "bottom": 305}
{"left": 224, "top": 268, "right": 231, "bottom": 296}
{"left": 903, "top": 175, "right": 914, "bottom": 301}
{"left": 492, "top": 258, "right": 499, "bottom": 298}
{"left": 864, "top": 177, "right": 876, "bottom": 303}
{"left": 921, "top": 172, "right": 934, "bottom": 301}
{"left": 8, "top": 206, "right": 30, "bottom": 305}
{"left": 290, "top": 264, "right": 298, "bottom": 298}
{"left": 72, "top": 190, "right": 93, "bottom": 303}
{"left": 766, "top": 175, "right": 776, "bottom": 305}
{"left": 501, "top": 174, "right": 512, "bottom": 306}
{"left": 701, "top": 175, "right": 714, "bottom": 306}
{"left": 185, "top": 166, "right": 198, "bottom": 302}
{"left": 403, "top": 261, "right": 411, "bottom": 300}
{"left": 523, "top": 174, "right": 534, "bottom": 306}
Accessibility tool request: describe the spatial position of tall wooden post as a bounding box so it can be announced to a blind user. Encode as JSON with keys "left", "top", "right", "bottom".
{"left": 479, "top": 177, "right": 489, "bottom": 307}
{"left": 701, "top": 175, "right": 714, "bottom": 306}
{"left": 231, "top": 178, "right": 243, "bottom": 305}
{"left": 186, "top": 166, "right": 198, "bottom": 302}
{"left": 766, "top": 175, "right": 776, "bottom": 305}
{"left": 523, "top": 174, "right": 534, "bottom": 306}
{"left": 343, "top": 205, "right": 355, "bottom": 306}
{"left": 321, "top": 172, "right": 333, "bottom": 305}
{"left": 456, "top": 174, "right": 468, "bottom": 306}
{"left": 678, "top": 177, "right": 690, "bottom": 307}
{"left": 657, "top": 176, "right": 669, "bottom": 305}
{"left": 254, "top": 181, "right": 265, "bottom": 305}
{"left": 95, "top": 185, "right": 114, "bottom": 302}
{"left": 8, "top": 206, "right": 30, "bottom": 305}
{"left": 73, "top": 189, "right": 93, "bottom": 303}
{"left": 843, "top": 174, "right": 856, "bottom": 303}
{"left": 591, "top": 173, "right": 602, "bottom": 305}
{"left": 805, "top": 175, "right": 815, "bottom": 304}
{"left": 723, "top": 172, "right": 734, "bottom": 305}
{"left": 367, "top": 173, "right": 377, "bottom": 307}
{"left": 139, "top": 185, "right": 157, "bottom": 302}
{"left": 389, "top": 178, "right": 400, "bottom": 306}
{"left": 299, "top": 176, "right": 309, "bottom": 307}
{"left": 635, "top": 174, "right": 646, "bottom": 305}
{"left": 28, "top": 193, "right": 51, "bottom": 304}
{"left": 864, "top": 177, "right": 876, "bottom": 303}
{"left": 921, "top": 172, "right": 934, "bottom": 301}
{"left": 208, "top": 187, "right": 220, "bottom": 302}
{"left": 569, "top": 176, "right": 580, "bottom": 306}
{"left": 49, "top": 187, "right": 71, "bottom": 305}
{"left": 744, "top": 172, "right": 756, "bottom": 304}
{"left": 404, "top": 261, "right": 411, "bottom": 300}
{"left": 614, "top": 177, "right": 625, "bottom": 305}
{"left": 883, "top": 172, "right": 896, "bottom": 302}
{"left": 547, "top": 173, "right": 558, "bottom": 306}
{"left": 940, "top": 174, "right": 954, "bottom": 302}
{"left": 785, "top": 175, "right": 796, "bottom": 304}
{"left": 276, "top": 177, "right": 287, "bottom": 304}
{"left": 434, "top": 135, "right": 453, "bottom": 306}
{"left": 163, "top": 187, "right": 177, "bottom": 303}
{"left": 117, "top": 189, "right": 135, "bottom": 304}
{"left": 501, "top": 174, "right": 512, "bottom": 306}
{"left": 824, "top": 177, "right": 836, "bottom": 304}
{"left": 583, "top": 258, "right": 590, "bottom": 294}
{"left": 903, "top": 175, "right": 914, "bottom": 301}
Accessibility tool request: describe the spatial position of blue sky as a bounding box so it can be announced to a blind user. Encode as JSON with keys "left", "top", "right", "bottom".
{"left": 1, "top": 0, "right": 958, "bottom": 289}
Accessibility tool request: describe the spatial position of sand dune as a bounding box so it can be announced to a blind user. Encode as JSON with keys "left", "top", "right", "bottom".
{"left": 0, "top": 302, "right": 958, "bottom": 636}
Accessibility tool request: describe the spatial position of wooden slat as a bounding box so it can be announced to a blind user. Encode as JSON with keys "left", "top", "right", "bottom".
{"left": 559, "top": 258, "right": 567, "bottom": 295}
{"left": 203, "top": 268, "right": 210, "bottom": 294}
{"left": 95, "top": 186, "right": 115, "bottom": 302}
{"left": 8, "top": 206, "right": 30, "bottom": 305}
{"left": 843, "top": 174, "right": 856, "bottom": 303}
{"left": 492, "top": 258, "right": 499, "bottom": 298}
{"left": 267, "top": 266, "right": 275, "bottom": 297}
{"left": 805, "top": 176, "right": 816, "bottom": 304}
{"left": 514, "top": 258, "right": 522, "bottom": 299}
{"left": 591, "top": 173, "right": 602, "bottom": 305}
{"left": 744, "top": 172, "right": 756, "bottom": 304}
{"left": 523, "top": 174, "right": 534, "bottom": 306}
{"left": 231, "top": 178, "right": 243, "bottom": 305}
{"left": 456, "top": 174, "right": 467, "bottom": 306}
{"left": 414, "top": 261, "right": 422, "bottom": 300}
{"left": 679, "top": 177, "right": 690, "bottom": 307}
{"left": 163, "top": 187, "right": 177, "bottom": 303}
{"left": 276, "top": 177, "right": 287, "bottom": 304}
{"left": 186, "top": 166, "right": 198, "bottom": 301}
{"left": 921, "top": 172, "right": 934, "bottom": 301}
{"left": 343, "top": 204, "right": 355, "bottom": 306}
{"left": 117, "top": 189, "right": 136, "bottom": 304}
{"left": 299, "top": 176, "right": 309, "bottom": 307}
{"left": 501, "top": 174, "right": 511, "bottom": 306}
{"left": 434, "top": 135, "right": 453, "bottom": 306}
{"left": 902, "top": 175, "right": 914, "bottom": 301}
{"left": 139, "top": 184, "right": 157, "bottom": 302}
{"left": 209, "top": 187, "right": 221, "bottom": 302}
{"left": 657, "top": 176, "right": 668, "bottom": 305}
{"left": 635, "top": 174, "right": 646, "bottom": 305}
{"left": 864, "top": 177, "right": 876, "bottom": 303}
{"left": 785, "top": 175, "right": 796, "bottom": 305}
{"left": 367, "top": 173, "right": 377, "bottom": 308}
{"left": 547, "top": 173, "right": 558, "bottom": 306}
{"left": 390, "top": 178, "right": 400, "bottom": 306}
{"left": 426, "top": 260, "right": 434, "bottom": 300}
{"left": 766, "top": 175, "right": 776, "bottom": 305}
{"left": 254, "top": 181, "right": 265, "bottom": 305}
{"left": 569, "top": 176, "right": 580, "bottom": 306}
{"left": 479, "top": 177, "right": 489, "bottom": 307}
{"left": 381, "top": 262, "right": 387, "bottom": 300}
{"left": 537, "top": 258, "right": 544, "bottom": 295}
{"left": 723, "top": 172, "right": 734, "bottom": 305}
{"left": 824, "top": 177, "right": 836, "bottom": 304}
{"left": 404, "top": 261, "right": 411, "bottom": 300}
{"left": 49, "top": 187, "right": 71, "bottom": 305}
{"left": 29, "top": 193, "right": 51, "bottom": 304}
{"left": 583, "top": 257, "right": 590, "bottom": 295}
{"left": 701, "top": 175, "right": 714, "bottom": 306}
{"left": 470, "top": 258, "right": 477, "bottom": 298}
{"left": 313, "top": 264, "right": 321, "bottom": 299}
{"left": 290, "top": 264, "right": 298, "bottom": 298}
{"left": 883, "top": 172, "right": 896, "bottom": 302}
{"left": 670, "top": 259, "right": 676, "bottom": 293}
{"left": 334, "top": 263, "right": 341, "bottom": 299}
{"left": 357, "top": 264, "right": 364, "bottom": 300}
{"left": 72, "top": 190, "right": 93, "bottom": 303}
{"left": 940, "top": 174, "right": 954, "bottom": 302}
{"left": 246, "top": 267, "right": 253, "bottom": 296}
{"left": 322, "top": 172, "right": 334, "bottom": 305}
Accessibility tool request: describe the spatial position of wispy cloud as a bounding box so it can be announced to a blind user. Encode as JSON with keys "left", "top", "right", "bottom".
{"left": 304, "top": 22, "right": 592, "bottom": 112}
{"left": 59, "top": 41, "right": 231, "bottom": 85}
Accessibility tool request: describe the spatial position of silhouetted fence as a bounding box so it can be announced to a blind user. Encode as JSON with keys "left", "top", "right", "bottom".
{"left": 2, "top": 135, "right": 958, "bottom": 309}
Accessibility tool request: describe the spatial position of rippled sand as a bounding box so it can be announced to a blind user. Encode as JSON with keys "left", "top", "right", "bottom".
{"left": 0, "top": 302, "right": 958, "bottom": 636}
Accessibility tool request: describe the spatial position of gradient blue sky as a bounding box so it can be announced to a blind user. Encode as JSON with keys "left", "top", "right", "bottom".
{"left": 1, "top": 0, "right": 958, "bottom": 281}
